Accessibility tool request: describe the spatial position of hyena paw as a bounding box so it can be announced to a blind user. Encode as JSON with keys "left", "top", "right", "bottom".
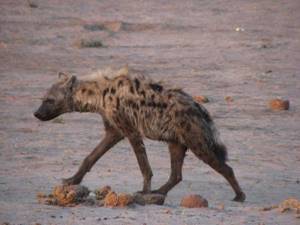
{"left": 232, "top": 192, "right": 246, "bottom": 202}
{"left": 62, "top": 177, "right": 81, "bottom": 186}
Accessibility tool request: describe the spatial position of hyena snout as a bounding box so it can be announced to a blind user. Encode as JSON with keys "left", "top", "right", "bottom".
{"left": 34, "top": 100, "right": 63, "bottom": 121}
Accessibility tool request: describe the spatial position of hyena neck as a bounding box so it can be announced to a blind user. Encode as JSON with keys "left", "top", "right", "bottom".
{"left": 72, "top": 80, "right": 107, "bottom": 114}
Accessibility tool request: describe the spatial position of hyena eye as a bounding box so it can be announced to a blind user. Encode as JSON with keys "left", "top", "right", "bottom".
{"left": 45, "top": 99, "right": 55, "bottom": 104}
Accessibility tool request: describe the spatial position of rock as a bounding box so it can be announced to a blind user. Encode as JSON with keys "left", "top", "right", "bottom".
{"left": 84, "top": 195, "right": 97, "bottom": 206}
{"left": 95, "top": 185, "right": 111, "bottom": 200}
{"left": 278, "top": 198, "right": 300, "bottom": 213}
{"left": 118, "top": 193, "right": 134, "bottom": 207}
{"left": 103, "top": 21, "right": 122, "bottom": 32}
{"left": 180, "top": 194, "right": 208, "bottom": 208}
{"left": 133, "top": 193, "right": 166, "bottom": 205}
{"left": 0, "top": 42, "right": 7, "bottom": 48}
{"left": 52, "top": 185, "right": 90, "bottom": 206}
{"left": 37, "top": 185, "right": 89, "bottom": 206}
{"left": 104, "top": 191, "right": 134, "bottom": 207}
{"left": 104, "top": 191, "right": 118, "bottom": 207}
{"left": 78, "top": 39, "right": 104, "bottom": 48}
{"left": 269, "top": 98, "right": 289, "bottom": 111}
{"left": 224, "top": 96, "right": 234, "bottom": 103}
{"left": 193, "top": 95, "right": 209, "bottom": 103}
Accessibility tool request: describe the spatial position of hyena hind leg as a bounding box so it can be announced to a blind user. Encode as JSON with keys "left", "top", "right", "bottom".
{"left": 151, "top": 143, "right": 187, "bottom": 195}
{"left": 190, "top": 148, "right": 246, "bottom": 202}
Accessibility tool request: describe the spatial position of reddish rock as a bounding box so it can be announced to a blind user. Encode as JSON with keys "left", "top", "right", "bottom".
{"left": 180, "top": 194, "right": 208, "bottom": 208}
{"left": 118, "top": 193, "right": 134, "bottom": 207}
{"left": 193, "top": 95, "right": 209, "bottom": 103}
{"left": 224, "top": 96, "right": 234, "bottom": 103}
{"left": 269, "top": 99, "right": 289, "bottom": 111}
{"left": 104, "top": 191, "right": 118, "bottom": 207}
{"left": 95, "top": 185, "right": 112, "bottom": 200}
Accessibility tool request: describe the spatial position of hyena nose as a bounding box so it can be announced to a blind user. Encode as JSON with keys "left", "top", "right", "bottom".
{"left": 34, "top": 111, "right": 40, "bottom": 119}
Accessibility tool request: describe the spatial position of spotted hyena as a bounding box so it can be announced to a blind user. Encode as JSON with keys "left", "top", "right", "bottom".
{"left": 34, "top": 67, "right": 245, "bottom": 202}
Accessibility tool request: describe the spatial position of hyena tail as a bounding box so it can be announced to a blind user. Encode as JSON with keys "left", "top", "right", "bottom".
{"left": 209, "top": 122, "right": 228, "bottom": 163}
{"left": 212, "top": 141, "right": 228, "bottom": 163}
{"left": 192, "top": 101, "right": 227, "bottom": 163}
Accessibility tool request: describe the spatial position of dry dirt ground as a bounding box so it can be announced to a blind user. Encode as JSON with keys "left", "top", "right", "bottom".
{"left": 0, "top": 0, "right": 300, "bottom": 224}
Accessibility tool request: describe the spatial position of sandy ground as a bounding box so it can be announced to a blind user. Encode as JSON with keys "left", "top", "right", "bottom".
{"left": 1, "top": 0, "right": 300, "bottom": 224}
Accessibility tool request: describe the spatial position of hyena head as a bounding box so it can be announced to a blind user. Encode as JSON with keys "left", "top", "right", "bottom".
{"left": 34, "top": 72, "right": 77, "bottom": 121}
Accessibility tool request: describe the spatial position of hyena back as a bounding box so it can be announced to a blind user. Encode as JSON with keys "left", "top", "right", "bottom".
{"left": 34, "top": 67, "right": 245, "bottom": 202}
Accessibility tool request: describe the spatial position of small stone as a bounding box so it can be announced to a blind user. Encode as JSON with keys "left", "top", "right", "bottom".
{"left": 0, "top": 42, "right": 7, "bottom": 48}
{"left": 218, "top": 203, "right": 225, "bottom": 210}
{"left": 95, "top": 185, "right": 111, "bottom": 200}
{"left": 180, "top": 194, "right": 208, "bottom": 208}
{"left": 118, "top": 193, "right": 134, "bottom": 207}
{"left": 103, "top": 21, "right": 123, "bottom": 32}
{"left": 164, "top": 209, "right": 171, "bottom": 214}
{"left": 235, "top": 27, "right": 245, "bottom": 32}
{"left": 269, "top": 98, "right": 289, "bottom": 111}
{"left": 51, "top": 185, "right": 89, "bottom": 206}
{"left": 104, "top": 191, "right": 118, "bottom": 207}
{"left": 224, "top": 96, "right": 234, "bottom": 103}
{"left": 193, "top": 95, "right": 209, "bottom": 103}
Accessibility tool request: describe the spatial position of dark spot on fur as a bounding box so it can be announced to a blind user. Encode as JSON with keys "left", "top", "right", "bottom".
{"left": 109, "top": 96, "right": 113, "bottom": 101}
{"left": 140, "top": 90, "right": 146, "bottom": 98}
{"left": 149, "top": 83, "right": 163, "bottom": 92}
{"left": 118, "top": 80, "right": 123, "bottom": 87}
{"left": 134, "top": 78, "right": 140, "bottom": 92}
{"left": 102, "top": 88, "right": 109, "bottom": 108}
{"left": 130, "top": 86, "right": 135, "bottom": 94}
{"left": 133, "top": 111, "right": 138, "bottom": 119}
{"left": 127, "top": 100, "right": 139, "bottom": 110}
{"left": 151, "top": 94, "right": 155, "bottom": 100}
{"left": 161, "top": 103, "right": 168, "bottom": 108}
{"left": 110, "top": 88, "right": 116, "bottom": 95}
{"left": 134, "top": 102, "right": 139, "bottom": 110}
{"left": 185, "top": 123, "right": 191, "bottom": 131}
{"left": 116, "top": 97, "right": 120, "bottom": 110}
{"left": 168, "top": 94, "right": 173, "bottom": 99}
{"left": 180, "top": 120, "right": 187, "bottom": 128}
{"left": 103, "top": 88, "right": 108, "bottom": 98}
{"left": 81, "top": 88, "right": 86, "bottom": 93}
{"left": 140, "top": 100, "right": 145, "bottom": 106}
{"left": 147, "top": 101, "right": 156, "bottom": 107}
{"left": 87, "top": 90, "right": 94, "bottom": 96}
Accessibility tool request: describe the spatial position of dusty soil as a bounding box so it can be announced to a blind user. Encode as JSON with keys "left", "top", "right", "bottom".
{"left": 0, "top": 0, "right": 300, "bottom": 224}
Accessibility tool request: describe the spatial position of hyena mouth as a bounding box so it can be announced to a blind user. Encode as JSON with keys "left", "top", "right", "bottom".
{"left": 34, "top": 111, "right": 61, "bottom": 121}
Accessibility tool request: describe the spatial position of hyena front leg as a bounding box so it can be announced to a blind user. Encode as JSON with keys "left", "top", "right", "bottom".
{"left": 128, "top": 135, "right": 153, "bottom": 194}
{"left": 62, "top": 125, "right": 123, "bottom": 185}
{"left": 152, "top": 143, "right": 187, "bottom": 195}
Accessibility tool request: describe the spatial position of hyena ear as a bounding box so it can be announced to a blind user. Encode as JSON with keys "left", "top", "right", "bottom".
{"left": 58, "top": 72, "right": 71, "bottom": 82}
{"left": 66, "top": 76, "right": 77, "bottom": 91}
